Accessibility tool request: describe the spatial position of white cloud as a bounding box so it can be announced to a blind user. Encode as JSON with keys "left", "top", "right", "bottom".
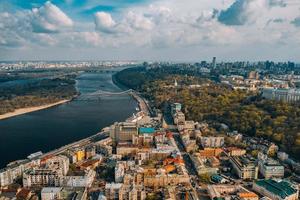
{"left": 92, "top": 3, "right": 241, "bottom": 48}
{"left": 31, "top": 1, "right": 73, "bottom": 33}
{"left": 94, "top": 12, "right": 116, "bottom": 33}
{"left": 0, "top": 1, "right": 103, "bottom": 50}
{"left": 218, "top": 0, "right": 299, "bottom": 26}
{"left": 1, "top": 0, "right": 300, "bottom": 60}
{"left": 94, "top": 10, "right": 154, "bottom": 34}
{"left": 125, "top": 11, "right": 154, "bottom": 31}
{"left": 0, "top": 12, "right": 30, "bottom": 48}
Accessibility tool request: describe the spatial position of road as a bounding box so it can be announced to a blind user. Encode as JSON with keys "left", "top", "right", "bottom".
{"left": 173, "top": 133, "right": 198, "bottom": 176}
{"left": 130, "top": 91, "right": 151, "bottom": 115}
{"left": 172, "top": 132, "right": 201, "bottom": 200}
{"left": 40, "top": 131, "right": 109, "bottom": 159}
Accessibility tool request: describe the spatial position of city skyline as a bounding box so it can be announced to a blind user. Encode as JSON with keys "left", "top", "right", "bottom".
{"left": 1, "top": 0, "right": 300, "bottom": 61}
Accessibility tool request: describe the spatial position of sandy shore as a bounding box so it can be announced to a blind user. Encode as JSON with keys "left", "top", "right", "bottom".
{"left": 0, "top": 100, "right": 70, "bottom": 120}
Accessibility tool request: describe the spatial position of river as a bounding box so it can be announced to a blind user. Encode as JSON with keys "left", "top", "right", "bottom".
{"left": 0, "top": 71, "right": 137, "bottom": 168}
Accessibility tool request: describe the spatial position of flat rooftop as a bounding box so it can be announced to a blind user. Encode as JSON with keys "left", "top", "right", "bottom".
{"left": 255, "top": 180, "right": 297, "bottom": 199}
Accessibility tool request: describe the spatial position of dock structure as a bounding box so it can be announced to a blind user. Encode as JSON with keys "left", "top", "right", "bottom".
{"left": 130, "top": 91, "right": 151, "bottom": 116}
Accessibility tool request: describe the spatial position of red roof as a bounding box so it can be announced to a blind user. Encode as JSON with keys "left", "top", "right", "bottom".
{"left": 16, "top": 188, "right": 31, "bottom": 199}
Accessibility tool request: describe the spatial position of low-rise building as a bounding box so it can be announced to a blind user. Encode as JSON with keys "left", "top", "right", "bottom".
{"left": 171, "top": 103, "right": 182, "bottom": 115}
{"left": 211, "top": 174, "right": 227, "bottom": 184}
{"left": 23, "top": 169, "right": 61, "bottom": 187}
{"left": 163, "top": 187, "right": 176, "bottom": 200}
{"left": 184, "top": 140, "right": 197, "bottom": 153}
{"left": 238, "top": 192, "right": 259, "bottom": 200}
{"left": 15, "top": 188, "right": 33, "bottom": 200}
{"left": 96, "top": 145, "right": 112, "bottom": 156}
{"left": 0, "top": 159, "right": 40, "bottom": 187}
{"left": 178, "top": 121, "right": 195, "bottom": 132}
{"left": 60, "top": 187, "right": 87, "bottom": 200}
{"left": 200, "top": 137, "right": 224, "bottom": 148}
{"left": 75, "top": 148, "right": 85, "bottom": 162}
{"left": 115, "top": 163, "right": 125, "bottom": 183}
{"left": 125, "top": 185, "right": 146, "bottom": 200}
{"left": 173, "top": 111, "right": 185, "bottom": 125}
{"left": 191, "top": 155, "right": 219, "bottom": 175}
{"left": 258, "top": 153, "right": 284, "bottom": 179}
{"left": 230, "top": 156, "right": 258, "bottom": 180}
{"left": 199, "top": 148, "right": 223, "bottom": 157}
{"left": 262, "top": 88, "right": 300, "bottom": 102}
{"left": 143, "top": 170, "right": 190, "bottom": 187}
{"left": 41, "top": 187, "right": 62, "bottom": 200}
{"left": 105, "top": 183, "right": 124, "bottom": 200}
{"left": 85, "top": 145, "right": 96, "bottom": 159}
{"left": 44, "top": 155, "right": 70, "bottom": 176}
{"left": 207, "top": 184, "right": 258, "bottom": 200}
{"left": 63, "top": 170, "right": 95, "bottom": 187}
{"left": 23, "top": 155, "right": 70, "bottom": 187}
{"left": 183, "top": 121, "right": 195, "bottom": 131}
{"left": 226, "top": 147, "right": 246, "bottom": 156}
{"left": 116, "top": 143, "right": 138, "bottom": 157}
{"left": 79, "top": 159, "right": 101, "bottom": 170}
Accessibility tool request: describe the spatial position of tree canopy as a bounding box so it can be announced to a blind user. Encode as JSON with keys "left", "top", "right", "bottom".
{"left": 115, "top": 67, "right": 300, "bottom": 159}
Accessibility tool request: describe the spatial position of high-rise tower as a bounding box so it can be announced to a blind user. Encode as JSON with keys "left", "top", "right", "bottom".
{"left": 212, "top": 57, "right": 216, "bottom": 69}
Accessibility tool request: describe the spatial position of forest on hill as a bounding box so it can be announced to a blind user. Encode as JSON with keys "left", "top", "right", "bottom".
{"left": 115, "top": 67, "right": 300, "bottom": 158}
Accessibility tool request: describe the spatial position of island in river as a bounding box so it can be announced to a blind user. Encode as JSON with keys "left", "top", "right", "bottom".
{"left": 0, "top": 72, "right": 78, "bottom": 117}
{"left": 0, "top": 99, "right": 71, "bottom": 120}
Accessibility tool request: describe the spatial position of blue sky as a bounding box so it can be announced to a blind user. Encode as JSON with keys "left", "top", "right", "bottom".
{"left": 0, "top": 0, "right": 300, "bottom": 61}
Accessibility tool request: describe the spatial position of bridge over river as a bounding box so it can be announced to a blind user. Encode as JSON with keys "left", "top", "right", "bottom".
{"left": 76, "top": 89, "right": 134, "bottom": 101}
{"left": 76, "top": 88, "right": 151, "bottom": 116}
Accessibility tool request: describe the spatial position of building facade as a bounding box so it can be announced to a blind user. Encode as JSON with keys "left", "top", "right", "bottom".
{"left": 0, "top": 159, "right": 40, "bottom": 187}
{"left": 200, "top": 137, "right": 224, "bottom": 148}
{"left": 258, "top": 153, "right": 284, "bottom": 179}
{"left": 23, "top": 169, "right": 61, "bottom": 187}
{"left": 230, "top": 156, "right": 258, "bottom": 180}
{"left": 110, "top": 122, "right": 138, "bottom": 143}
{"left": 262, "top": 88, "right": 300, "bottom": 102}
{"left": 41, "top": 187, "right": 62, "bottom": 200}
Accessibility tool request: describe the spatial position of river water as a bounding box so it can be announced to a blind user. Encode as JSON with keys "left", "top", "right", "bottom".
{"left": 0, "top": 71, "right": 137, "bottom": 168}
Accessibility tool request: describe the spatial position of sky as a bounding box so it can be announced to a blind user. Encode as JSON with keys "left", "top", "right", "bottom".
{"left": 0, "top": 0, "right": 300, "bottom": 61}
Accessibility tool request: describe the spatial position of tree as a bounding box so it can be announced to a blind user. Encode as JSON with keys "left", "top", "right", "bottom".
{"left": 251, "top": 150, "right": 259, "bottom": 158}
{"left": 115, "top": 67, "right": 300, "bottom": 160}
{"left": 145, "top": 193, "right": 160, "bottom": 200}
{"left": 199, "top": 173, "right": 211, "bottom": 183}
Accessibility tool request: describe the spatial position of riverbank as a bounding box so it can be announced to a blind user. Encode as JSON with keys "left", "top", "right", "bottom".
{"left": 113, "top": 72, "right": 152, "bottom": 116}
{"left": 0, "top": 99, "right": 71, "bottom": 120}
{"left": 112, "top": 73, "right": 130, "bottom": 91}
